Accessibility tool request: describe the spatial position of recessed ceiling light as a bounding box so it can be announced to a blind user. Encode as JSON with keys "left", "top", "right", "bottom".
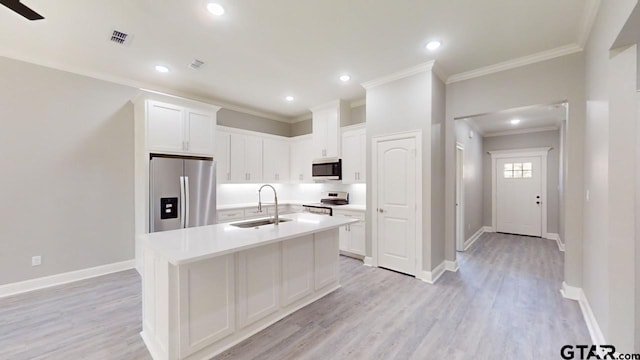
{"left": 426, "top": 40, "right": 441, "bottom": 51}
{"left": 154, "top": 65, "right": 169, "bottom": 73}
{"left": 510, "top": 119, "right": 521, "bottom": 125}
{"left": 207, "top": 2, "right": 225, "bottom": 16}
{"left": 339, "top": 74, "right": 351, "bottom": 82}
{"left": 285, "top": 96, "right": 294, "bottom": 102}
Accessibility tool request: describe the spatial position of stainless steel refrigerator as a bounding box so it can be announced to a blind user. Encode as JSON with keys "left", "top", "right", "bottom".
{"left": 150, "top": 155, "right": 216, "bottom": 232}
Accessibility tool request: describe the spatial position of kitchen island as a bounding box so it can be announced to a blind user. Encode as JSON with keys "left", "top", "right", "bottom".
{"left": 138, "top": 212, "right": 357, "bottom": 360}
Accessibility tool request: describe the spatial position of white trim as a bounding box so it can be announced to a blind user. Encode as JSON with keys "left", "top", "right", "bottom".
{"left": 546, "top": 233, "right": 566, "bottom": 252}
{"left": 560, "top": 283, "right": 606, "bottom": 346}
{"left": 455, "top": 143, "right": 465, "bottom": 251}
{"left": 444, "top": 260, "right": 459, "bottom": 272}
{"left": 362, "top": 61, "right": 435, "bottom": 89}
{"left": 0, "top": 260, "right": 135, "bottom": 298}
{"left": 371, "top": 130, "right": 423, "bottom": 278}
{"left": 578, "top": 0, "right": 601, "bottom": 48}
{"left": 446, "top": 44, "right": 583, "bottom": 84}
{"left": 363, "top": 257, "right": 374, "bottom": 267}
{"left": 490, "top": 148, "right": 552, "bottom": 238}
{"left": 483, "top": 126, "right": 559, "bottom": 138}
{"left": 216, "top": 125, "right": 290, "bottom": 141}
{"left": 431, "top": 62, "right": 448, "bottom": 83}
{"left": 483, "top": 226, "right": 495, "bottom": 233}
{"left": 341, "top": 123, "right": 366, "bottom": 133}
{"left": 463, "top": 226, "right": 485, "bottom": 251}
{"left": 419, "top": 261, "right": 446, "bottom": 284}
{"left": 291, "top": 113, "right": 312, "bottom": 123}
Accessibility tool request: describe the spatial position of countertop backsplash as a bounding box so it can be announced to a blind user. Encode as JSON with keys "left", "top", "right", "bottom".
{"left": 217, "top": 183, "right": 366, "bottom": 207}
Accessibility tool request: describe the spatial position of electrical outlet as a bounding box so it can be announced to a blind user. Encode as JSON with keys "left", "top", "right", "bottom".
{"left": 32, "top": 256, "right": 41, "bottom": 266}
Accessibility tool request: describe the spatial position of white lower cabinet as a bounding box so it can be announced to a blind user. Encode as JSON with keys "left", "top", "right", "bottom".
{"left": 178, "top": 254, "right": 235, "bottom": 358}
{"left": 281, "top": 235, "right": 314, "bottom": 306}
{"left": 237, "top": 244, "right": 281, "bottom": 328}
{"left": 335, "top": 210, "right": 365, "bottom": 256}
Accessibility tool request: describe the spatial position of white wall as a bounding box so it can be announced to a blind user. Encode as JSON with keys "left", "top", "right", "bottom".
{"left": 365, "top": 69, "right": 434, "bottom": 270}
{"left": 454, "top": 121, "right": 484, "bottom": 241}
{"left": 445, "top": 52, "right": 585, "bottom": 288}
{"left": 0, "top": 57, "right": 139, "bottom": 285}
{"left": 431, "top": 75, "right": 446, "bottom": 266}
{"left": 583, "top": 0, "right": 638, "bottom": 351}
{"left": 482, "top": 130, "right": 561, "bottom": 233}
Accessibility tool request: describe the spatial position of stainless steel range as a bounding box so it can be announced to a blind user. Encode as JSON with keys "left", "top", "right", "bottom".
{"left": 302, "top": 191, "right": 349, "bottom": 216}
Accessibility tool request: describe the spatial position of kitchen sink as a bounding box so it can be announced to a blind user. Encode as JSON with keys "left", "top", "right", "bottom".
{"left": 230, "top": 218, "right": 292, "bottom": 228}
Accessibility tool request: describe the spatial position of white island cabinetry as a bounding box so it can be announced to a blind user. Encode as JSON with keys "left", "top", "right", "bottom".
{"left": 139, "top": 213, "right": 354, "bottom": 360}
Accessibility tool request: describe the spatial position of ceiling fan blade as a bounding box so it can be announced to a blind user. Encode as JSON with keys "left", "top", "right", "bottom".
{"left": 0, "top": 0, "right": 44, "bottom": 20}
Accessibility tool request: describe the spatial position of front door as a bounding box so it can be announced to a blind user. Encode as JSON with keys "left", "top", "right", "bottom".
{"left": 496, "top": 156, "right": 542, "bottom": 236}
{"left": 376, "top": 137, "right": 417, "bottom": 275}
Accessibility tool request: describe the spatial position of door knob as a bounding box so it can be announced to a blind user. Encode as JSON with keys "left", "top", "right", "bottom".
{"left": 378, "top": 208, "right": 384, "bottom": 213}
{"left": 536, "top": 201, "right": 541, "bottom": 205}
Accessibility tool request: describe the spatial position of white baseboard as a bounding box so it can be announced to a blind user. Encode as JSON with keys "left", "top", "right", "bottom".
{"left": 483, "top": 226, "right": 495, "bottom": 233}
{"left": 0, "top": 259, "right": 136, "bottom": 298}
{"left": 463, "top": 227, "right": 486, "bottom": 251}
{"left": 419, "top": 261, "right": 446, "bottom": 284}
{"left": 545, "top": 233, "right": 565, "bottom": 252}
{"left": 363, "top": 256, "right": 374, "bottom": 267}
{"left": 560, "top": 282, "right": 606, "bottom": 346}
{"left": 444, "top": 260, "right": 459, "bottom": 272}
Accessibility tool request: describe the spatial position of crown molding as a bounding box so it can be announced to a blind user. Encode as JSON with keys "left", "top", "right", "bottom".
{"left": 578, "top": 0, "right": 601, "bottom": 48}
{"left": 446, "top": 44, "right": 583, "bottom": 84}
{"left": 291, "top": 113, "right": 312, "bottom": 123}
{"left": 0, "top": 52, "right": 294, "bottom": 124}
{"left": 361, "top": 60, "right": 435, "bottom": 89}
{"left": 431, "top": 62, "right": 448, "bottom": 83}
{"left": 483, "top": 125, "right": 559, "bottom": 138}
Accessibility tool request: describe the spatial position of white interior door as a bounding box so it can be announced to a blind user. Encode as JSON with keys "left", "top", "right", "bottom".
{"left": 456, "top": 146, "right": 464, "bottom": 250}
{"left": 376, "top": 137, "right": 417, "bottom": 275}
{"left": 496, "top": 156, "right": 542, "bottom": 236}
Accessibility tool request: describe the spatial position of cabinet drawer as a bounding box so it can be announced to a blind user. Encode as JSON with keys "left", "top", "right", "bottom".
{"left": 268, "top": 205, "right": 289, "bottom": 216}
{"left": 289, "top": 205, "right": 305, "bottom": 213}
{"left": 244, "top": 207, "right": 267, "bottom": 218}
{"left": 217, "top": 209, "right": 245, "bottom": 222}
{"left": 333, "top": 210, "right": 365, "bottom": 222}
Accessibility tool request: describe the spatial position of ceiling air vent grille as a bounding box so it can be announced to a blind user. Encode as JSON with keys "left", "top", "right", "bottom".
{"left": 110, "top": 30, "right": 129, "bottom": 45}
{"left": 189, "top": 59, "right": 204, "bottom": 70}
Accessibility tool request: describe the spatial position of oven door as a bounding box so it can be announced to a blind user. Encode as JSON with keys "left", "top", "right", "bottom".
{"left": 312, "top": 158, "right": 342, "bottom": 181}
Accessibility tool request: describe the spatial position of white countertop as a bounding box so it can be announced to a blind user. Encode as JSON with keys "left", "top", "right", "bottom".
{"left": 140, "top": 213, "right": 358, "bottom": 266}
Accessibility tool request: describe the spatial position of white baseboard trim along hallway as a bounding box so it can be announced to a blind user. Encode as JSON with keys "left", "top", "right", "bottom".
{"left": 464, "top": 227, "right": 486, "bottom": 251}
{"left": 0, "top": 259, "right": 136, "bottom": 298}
{"left": 545, "top": 232, "right": 565, "bottom": 252}
{"left": 420, "top": 260, "right": 459, "bottom": 284}
{"left": 363, "top": 256, "right": 374, "bottom": 266}
{"left": 560, "top": 282, "right": 606, "bottom": 346}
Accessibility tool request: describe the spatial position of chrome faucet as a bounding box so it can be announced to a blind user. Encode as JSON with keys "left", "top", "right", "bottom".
{"left": 258, "top": 184, "right": 279, "bottom": 225}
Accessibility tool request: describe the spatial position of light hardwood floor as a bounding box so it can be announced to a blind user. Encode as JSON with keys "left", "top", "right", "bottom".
{"left": 0, "top": 232, "right": 589, "bottom": 359}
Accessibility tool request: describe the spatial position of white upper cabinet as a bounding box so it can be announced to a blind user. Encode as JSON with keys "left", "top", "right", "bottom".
{"left": 145, "top": 99, "right": 218, "bottom": 156}
{"left": 229, "top": 133, "right": 263, "bottom": 183}
{"left": 263, "top": 138, "right": 290, "bottom": 183}
{"left": 289, "top": 135, "right": 313, "bottom": 183}
{"left": 341, "top": 125, "right": 366, "bottom": 184}
{"left": 215, "top": 131, "right": 231, "bottom": 183}
{"left": 310, "top": 100, "right": 350, "bottom": 159}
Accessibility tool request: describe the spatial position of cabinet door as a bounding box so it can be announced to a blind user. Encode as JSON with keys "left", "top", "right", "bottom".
{"left": 244, "top": 136, "right": 263, "bottom": 182}
{"left": 339, "top": 225, "right": 350, "bottom": 251}
{"left": 312, "top": 110, "right": 328, "bottom": 158}
{"left": 341, "top": 131, "right": 359, "bottom": 184}
{"left": 178, "top": 254, "right": 235, "bottom": 358}
{"left": 215, "top": 132, "right": 230, "bottom": 183}
{"left": 358, "top": 132, "right": 366, "bottom": 183}
{"left": 289, "top": 138, "right": 309, "bottom": 183}
{"left": 348, "top": 218, "right": 366, "bottom": 255}
{"left": 325, "top": 108, "right": 340, "bottom": 157}
{"left": 263, "top": 138, "right": 289, "bottom": 183}
{"left": 237, "top": 244, "right": 280, "bottom": 328}
{"left": 147, "top": 101, "right": 185, "bottom": 153}
{"left": 282, "top": 236, "right": 314, "bottom": 306}
{"left": 229, "top": 134, "right": 247, "bottom": 182}
{"left": 186, "top": 110, "right": 214, "bottom": 155}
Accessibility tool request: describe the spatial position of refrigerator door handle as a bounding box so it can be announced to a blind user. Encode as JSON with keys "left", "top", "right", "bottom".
{"left": 179, "top": 176, "right": 186, "bottom": 228}
{"left": 184, "top": 176, "right": 190, "bottom": 228}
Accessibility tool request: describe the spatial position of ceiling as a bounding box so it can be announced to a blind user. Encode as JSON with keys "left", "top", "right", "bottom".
{"left": 0, "top": 0, "right": 590, "bottom": 121}
{"left": 464, "top": 103, "right": 567, "bottom": 136}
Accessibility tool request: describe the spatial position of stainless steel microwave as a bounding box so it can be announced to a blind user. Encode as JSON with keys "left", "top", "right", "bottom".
{"left": 312, "top": 158, "right": 342, "bottom": 181}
